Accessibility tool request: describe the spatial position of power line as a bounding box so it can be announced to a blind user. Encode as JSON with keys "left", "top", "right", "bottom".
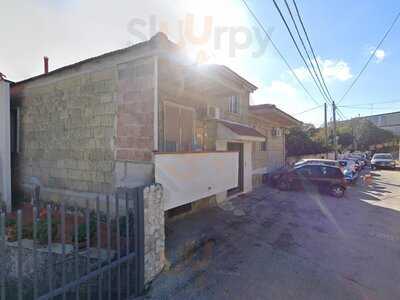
{"left": 337, "top": 10, "right": 400, "bottom": 104}
{"left": 239, "top": 0, "right": 321, "bottom": 105}
{"left": 290, "top": 0, "right": 347, "bottom": 122}
{"left": 339, "top": 99, "right": 400, "bottom": 107}
{"left": 340, "top": 106, "right": 400, "bottom": 110}
{"left": 275, "top": 0, "right": 347, "bottom": 122}
{"left": 271, "top": 0, "right": 331, "bottom": 105}
{"left": 282, "top": 0, "right": 332, "bottom": 104}
{"left": 294, "top": 104, "right": 323, "bottom": 115}
{"left": 290, "top": 0, "right": 335, "bottom": 104}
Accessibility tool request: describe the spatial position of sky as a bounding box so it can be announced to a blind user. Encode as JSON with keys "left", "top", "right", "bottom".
{"left": 1, "top": 0, "right": 399, "bottom": 126}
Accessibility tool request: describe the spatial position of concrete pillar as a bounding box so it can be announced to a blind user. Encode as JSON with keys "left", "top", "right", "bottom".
{"left": 0, "top": 81, "right": 11, "bottom": 211}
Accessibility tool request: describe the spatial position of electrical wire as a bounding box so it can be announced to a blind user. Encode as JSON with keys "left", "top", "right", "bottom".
{"left": 293, "top": 104, "right": 323, "bottom": 115}
{"left": 274, "top": 0, "right": 347, "bottom": 121}
{"left": 239, "top": 0, "right": 321, "bottom": 106}
{"left": 337, "top": 10, "right": 400, "bottom": 104}
{"left": 272, "top": 0, "right": 331, "bottom": 105}
{"left": 291, "top": 0, "right": 335, "bottom": 105}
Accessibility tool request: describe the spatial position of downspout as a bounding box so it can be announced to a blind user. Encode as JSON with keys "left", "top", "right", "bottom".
{"left": 153, "top": 55, "right": 159, "bottom": 152}
{"left": 283, "top": 128, "right": 286, "bottom": 167}
{"left": 0, "top": 81, "right": 11, "bottom": 211}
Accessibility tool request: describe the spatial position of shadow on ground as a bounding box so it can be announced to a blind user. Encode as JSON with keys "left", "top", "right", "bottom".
{"left": 146, "top": 170, "right": 400, "bottom": 300}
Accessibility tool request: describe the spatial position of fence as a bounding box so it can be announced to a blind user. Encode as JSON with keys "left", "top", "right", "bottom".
{"left": 0, "top": 187, "right": 145, "bottom": 300}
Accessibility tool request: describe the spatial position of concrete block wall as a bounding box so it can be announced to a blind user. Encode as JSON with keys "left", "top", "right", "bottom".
{"left": 115, "top": 57, "right": 155, "bottom": 162}
{"left": 249, "top": 114, "right": 286, "bottom": 187}
{"left": 12, "top": 69, "right": 118, "bottom": 204}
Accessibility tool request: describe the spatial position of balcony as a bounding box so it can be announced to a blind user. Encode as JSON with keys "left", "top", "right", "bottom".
{"left": 154, "top": 151, "right": 239, "bottom": 211}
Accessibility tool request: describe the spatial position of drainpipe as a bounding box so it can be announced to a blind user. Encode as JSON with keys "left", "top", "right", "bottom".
{"left": 153, "top": 56, "right": 159, "bottom": 151}
{"left": 0, "top": 81, "right": 11, "bottom": 211}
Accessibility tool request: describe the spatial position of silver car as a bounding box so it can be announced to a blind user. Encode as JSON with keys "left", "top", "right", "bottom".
{"left": 371, "top": 153, "right": 396, "bottom": 170}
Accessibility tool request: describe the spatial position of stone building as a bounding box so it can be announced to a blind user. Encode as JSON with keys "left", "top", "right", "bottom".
{"left": 10, "top": 32, "right": 300, "bottom": 211}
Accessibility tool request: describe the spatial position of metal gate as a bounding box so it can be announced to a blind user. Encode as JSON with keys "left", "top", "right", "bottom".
{"left": 0, "top": 187, "right": 145, "bottom": 300}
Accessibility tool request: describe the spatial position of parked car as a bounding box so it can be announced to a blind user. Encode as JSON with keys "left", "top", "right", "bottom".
{"left": 371, "top": 153, "right": 396, "bottom": 170}
{"left": 294, "top": 159, "right": 340, "bottom": 168}
{"left": 273, "top": 164, "right": 347, "bottom": 198}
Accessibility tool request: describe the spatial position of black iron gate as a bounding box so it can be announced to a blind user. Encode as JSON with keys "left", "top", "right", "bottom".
{"left": 0, "top": 187, "right": 145, "bottom": 300}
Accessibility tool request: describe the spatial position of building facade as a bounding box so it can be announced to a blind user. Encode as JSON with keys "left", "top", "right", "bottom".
{"left": 10, "top": 33, "right": 300, "bottom": 211}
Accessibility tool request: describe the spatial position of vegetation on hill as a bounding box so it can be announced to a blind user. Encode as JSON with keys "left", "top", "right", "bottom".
{"left": 286, "top": 119, "right": 396, "bottom": 156}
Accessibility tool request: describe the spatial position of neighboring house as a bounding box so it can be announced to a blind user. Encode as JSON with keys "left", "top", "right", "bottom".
{"left": 363, "top": 111, "right": 400, "bottom": 136}
{"left": 10, "top": 33, "right": 299, "bottom": 212}
{"left": 249, "top": 104, "right": 301, "bottom": 187}
{"left": 0, "top": 79, "right": 12, "bottom": 211}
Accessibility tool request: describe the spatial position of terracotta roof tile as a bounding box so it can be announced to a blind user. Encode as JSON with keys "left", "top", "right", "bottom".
{"left": 218, "top": 120, "right": 265, "bottom": 138}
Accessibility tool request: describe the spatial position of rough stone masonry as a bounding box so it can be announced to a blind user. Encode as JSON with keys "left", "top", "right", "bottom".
{"left": 143, "top": 184, "right": 165, "bottom": 283}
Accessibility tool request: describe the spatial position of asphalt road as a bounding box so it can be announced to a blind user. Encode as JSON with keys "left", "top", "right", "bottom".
{"left": 147, "top": 169, "right": 400, "bottom": 300}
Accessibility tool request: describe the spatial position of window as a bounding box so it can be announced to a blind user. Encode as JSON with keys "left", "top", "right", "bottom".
{"left": 297, "top": 165, "right": 312, "bottom": 177}
{"left": 254, "top": 142, "right": 267, "bottom": 152}
{"left": 271, "top": 127, "right": 282, "bottom": 137}
{"left": 228, "top": 95, "right": 240, "bottom": 114}
{"left": 164, "top": 102, "right": 195, "bottom": 152}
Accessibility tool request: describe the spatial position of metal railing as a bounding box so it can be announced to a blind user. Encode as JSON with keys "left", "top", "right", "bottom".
{"left": 0, "top": 187, "right": 145, "bottom": 300}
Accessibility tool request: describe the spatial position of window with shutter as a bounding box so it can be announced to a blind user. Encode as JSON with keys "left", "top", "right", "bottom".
{"left": 164, "top": 102, "right": 194, "bottom": 152}
{"left": 164, "top": 104, "right": 180, "bottom": 152}
{"left": 228, "top": 95, "right": 240, "bottom": 114}
{"left": 180, "top": 108, "right": 194, "bottom": 151}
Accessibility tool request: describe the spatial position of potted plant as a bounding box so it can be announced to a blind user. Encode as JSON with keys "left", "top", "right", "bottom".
{"left": 5, "top": 219, "right": 17, "bottom": 242}
{"left": 72, "top": 213, "right": 97, "bottom": 249}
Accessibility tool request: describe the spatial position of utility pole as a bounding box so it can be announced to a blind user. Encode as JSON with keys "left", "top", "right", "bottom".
{"left": 333, "top": 101, "right": 337, "bottom": 160}
{"left": 324, "top": 103, "right": 328, "bottom": 155}
{"left": 351, "top": 118, "right": 355, "bottom": 151}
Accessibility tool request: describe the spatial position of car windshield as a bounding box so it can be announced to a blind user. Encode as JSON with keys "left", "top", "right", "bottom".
{"left": 374, "top": 154, "right": 393, "bottom": 160}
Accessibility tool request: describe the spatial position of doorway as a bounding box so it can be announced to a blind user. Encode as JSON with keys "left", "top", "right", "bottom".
{"left": 227, "top": 142, "right": 244, "bottom": 196}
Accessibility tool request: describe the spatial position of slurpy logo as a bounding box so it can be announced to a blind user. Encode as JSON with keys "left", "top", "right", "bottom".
{"left": 127, "top": 14, "right": 273, "bottom": 63}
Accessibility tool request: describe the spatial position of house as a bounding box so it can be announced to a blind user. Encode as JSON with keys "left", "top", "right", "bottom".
{"left": 361, "top": 111, "right": 400, "bottom": 136}
{"left": 10, "top": 32, "right": 300, "bottom": 212}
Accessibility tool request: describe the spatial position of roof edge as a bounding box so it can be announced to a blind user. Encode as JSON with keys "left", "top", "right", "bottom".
{"left": 12, "top": 32, "right": 176, "bottom": 86}
{"left": 250, "top": 104, "right": 302, "bottom": 126}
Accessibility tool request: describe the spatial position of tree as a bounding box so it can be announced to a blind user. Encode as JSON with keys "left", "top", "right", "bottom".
{"left": 286, "top": 126, "right": 328, "bottom": 156}
{"left": 356, "top": 120, "right": 395, "bottom": 150}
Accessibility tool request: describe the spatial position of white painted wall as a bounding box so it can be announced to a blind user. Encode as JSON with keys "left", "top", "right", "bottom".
{"left": 216, "top": 140, "right": 253, "bottom": 194}
{"left": 0, "top": 81, "right": 11, "bottom": 211}
{"left": 155, "top": 152, "right": 238, "bottom": 211}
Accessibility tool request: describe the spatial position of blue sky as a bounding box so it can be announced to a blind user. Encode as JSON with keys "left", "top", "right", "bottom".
{"left": 1, "top": 0, "right": 399, "bottom": 126}
{"left": 238, "top": 0, "right": 400, "bottom": 125}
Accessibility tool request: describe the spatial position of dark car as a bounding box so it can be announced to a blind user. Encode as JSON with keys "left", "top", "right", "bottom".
{"left": 273, "top": 164, "right": 347, "bottom": 198}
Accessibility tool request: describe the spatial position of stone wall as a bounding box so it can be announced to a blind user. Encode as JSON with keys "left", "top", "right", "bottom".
{"left": 11, "top": 56, "right": 157, "bottom": 203}
{"left": 143, "top": 184, "right": 165, "bottom": 283}
{"left": 12, "top": 69, "right": 118, "bottom": 204}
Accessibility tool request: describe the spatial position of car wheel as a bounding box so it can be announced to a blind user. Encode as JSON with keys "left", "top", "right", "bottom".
{"left": 278, "top": 180, "right": 290, "bottom": 191}
{"left": 330, "top": 185, "right": 345, "bottom": 198}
